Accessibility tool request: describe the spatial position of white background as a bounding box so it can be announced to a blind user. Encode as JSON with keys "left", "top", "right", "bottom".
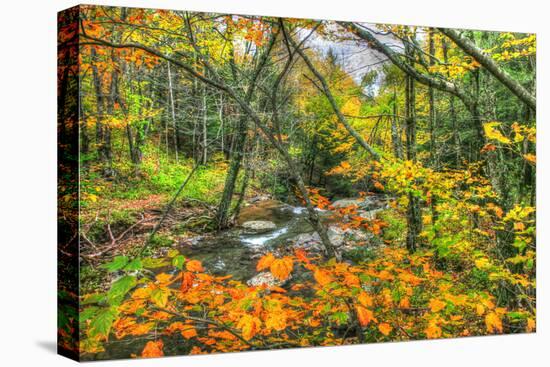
{"left": 0, "top": 0, "right": 547, "bottom": 365}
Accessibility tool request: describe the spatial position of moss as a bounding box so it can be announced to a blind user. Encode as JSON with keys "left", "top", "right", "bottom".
{"left": 378, "top": 209, "right": 406, "bottom": 243}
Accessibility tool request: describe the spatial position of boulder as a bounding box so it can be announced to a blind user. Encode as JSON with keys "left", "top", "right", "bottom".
{"left": 241, "top": 220, "right": 277, "bottom": 234}
{"left": 291, "top": 232, "right": 322, "bottom": 250}
{"left": 237, "top": 200, "right": 285, "bottom": 224}
{"left": 356, "top": 208, "right": 383, "bottom": 220}
{"left": 247, "top": 271, "right": 290, "bottom": 287}
{"left": 331, "top": 198, "right": 365, "bottom": 209}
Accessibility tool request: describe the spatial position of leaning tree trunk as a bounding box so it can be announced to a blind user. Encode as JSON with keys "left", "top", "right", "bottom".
{"left": 216, "top": 114, "right": 249, "bottom": 229}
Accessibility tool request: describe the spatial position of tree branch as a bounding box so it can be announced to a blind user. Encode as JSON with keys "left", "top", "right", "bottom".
{"left": 438, "top": 27, "right": 536, "bottom": 110}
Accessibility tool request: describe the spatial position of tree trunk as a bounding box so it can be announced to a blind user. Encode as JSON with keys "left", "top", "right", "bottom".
{"left": 167, "top": 61, "right": 179, "bottom": 162}
{"left": 404, "top": 42, "right": 422, "bottom": 253}
{"left": 390, "top": 88, "right": 403, "bottom": 159}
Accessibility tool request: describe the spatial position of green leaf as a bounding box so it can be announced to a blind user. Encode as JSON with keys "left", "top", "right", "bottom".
{"left": 142, "top": 257, "right": 169, "bottom": 269}
{"left": 507, "top": 311, "right": 528, "bottom": 320}
{"left": 330, "top": 311, "right": 349, "bottom": 325}
{"left": 124, "top": 258, "right": 143, "bottom": 271}
{"left": 150, "top": 288, "right": 170, "bottom": 308}
{"left": 172, "top": 255, "right": 186, "bottom": 270}
{"left": 100, "top": 256, "right": 129, "bottom": 272}
{"left": 80, "top": 306, "right": 99, "bottom": 325}
{"left": 107, "top": 276, "right": 137, "bottom": 306}
{"left": 88, "top": 307, "right": 118, "bottom": 339}
{"left": 81, "top": 293, "right": 106, "bottom": 305}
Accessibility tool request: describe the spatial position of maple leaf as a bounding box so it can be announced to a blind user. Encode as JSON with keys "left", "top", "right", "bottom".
{"left": 141, "top": 340, "right": 164, "bottom": 358}
{"left": 257, "top": 253, "right": 275, "bottom": 271}
{"left": 270, "top": 257, "right": 294, "bottom": 281}
{"left": 356, "top": 305, "right": 375, "bottom": 327}
{"left": 378, "top": 322, "right": 392, "bottom": 336}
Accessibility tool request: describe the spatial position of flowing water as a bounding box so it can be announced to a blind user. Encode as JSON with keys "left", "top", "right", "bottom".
{"left": 176, "top": 202, "right": 320, "bottom": 282}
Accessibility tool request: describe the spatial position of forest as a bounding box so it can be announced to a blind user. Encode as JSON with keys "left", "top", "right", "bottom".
{"left": 57, "top": 5, "right": 536, "bottom": 360}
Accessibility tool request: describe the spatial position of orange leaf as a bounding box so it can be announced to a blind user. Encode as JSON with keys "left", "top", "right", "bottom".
{"left": 378, "top": 322, "right": 392, "bottom": 336}
{"left": 358, "top": 292, "right": 373, "bottom": 307}
{"left": 429, "top": 299, "right": 446, "bottom": 313}
{"left": 485, "top": 312, "right": 503, "bottom": 333}
{"left": 356, "top": 305, "right": 375, "bottom": 327}
{"left": 294, "top": 248, "right": 310, "bottom": 264}
{"left": 141, "top": 340, "right": 164, "bottom": 358}
{"left": 425, "top": 323, "right": 442, "bottom": 339}
{"left": 526, "top": 318, "right": 535, "bottom": 332}
{"left": 523, "top": 153, "right": 536, "bottom": 164}
{"left": 269, "top": 286, "right": 287, "bottom": 293}
{"left": 257, "top": 253, "right": 275, "bottom": 271}
{"left": 314, "top": 269, "right": 333, "bottom": 286}
{"left": 186, "top": 260, "right": 204, "bottom": 272}
{"left": 181, "top": 325, "right": 198, "bottom": 339}
{"left": 270, "top": 257, "right": 294, "bottom": 281}
{"left": 180, "top": 271, "right": 195, "bottom": 293}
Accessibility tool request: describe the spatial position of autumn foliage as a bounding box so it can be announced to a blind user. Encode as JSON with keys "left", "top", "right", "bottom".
{"left": 56, "top": 4, "right": 536, "bottom": 361}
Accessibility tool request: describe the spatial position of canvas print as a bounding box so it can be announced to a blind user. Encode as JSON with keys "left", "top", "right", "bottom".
{"left": 57, "top": 4, "right": 536, "bottom": 361}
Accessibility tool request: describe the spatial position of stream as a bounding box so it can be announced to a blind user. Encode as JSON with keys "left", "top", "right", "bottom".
{"left": 86, "top": 196, "right": 387, "bottom": 360}
{"left": 177, "top": 200, "right": 322, "bottom": 283}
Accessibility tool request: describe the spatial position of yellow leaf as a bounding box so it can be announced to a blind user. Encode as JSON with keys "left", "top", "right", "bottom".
{"left": 378, "top": 322, "right": 392, "bottom": 336}
{"left": 429, "top": 299, "right": 446, "bottom": 313}
{"left": 476, "top": 304, "right": 485, "bottom": 316}
{"left": 150, "top": 288, "right": 169, "bottom": 308}
{"left": 485, "top": 312, "right": 503, "bottom": 333}
{"left": 265, "top": 311, "right": 288, "bottom": 331}
{"left": 483, "top": 121, "right": 511, "bottom": 144}
{"left": 236, "top": 315, "right": 261, "bottom": 340}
